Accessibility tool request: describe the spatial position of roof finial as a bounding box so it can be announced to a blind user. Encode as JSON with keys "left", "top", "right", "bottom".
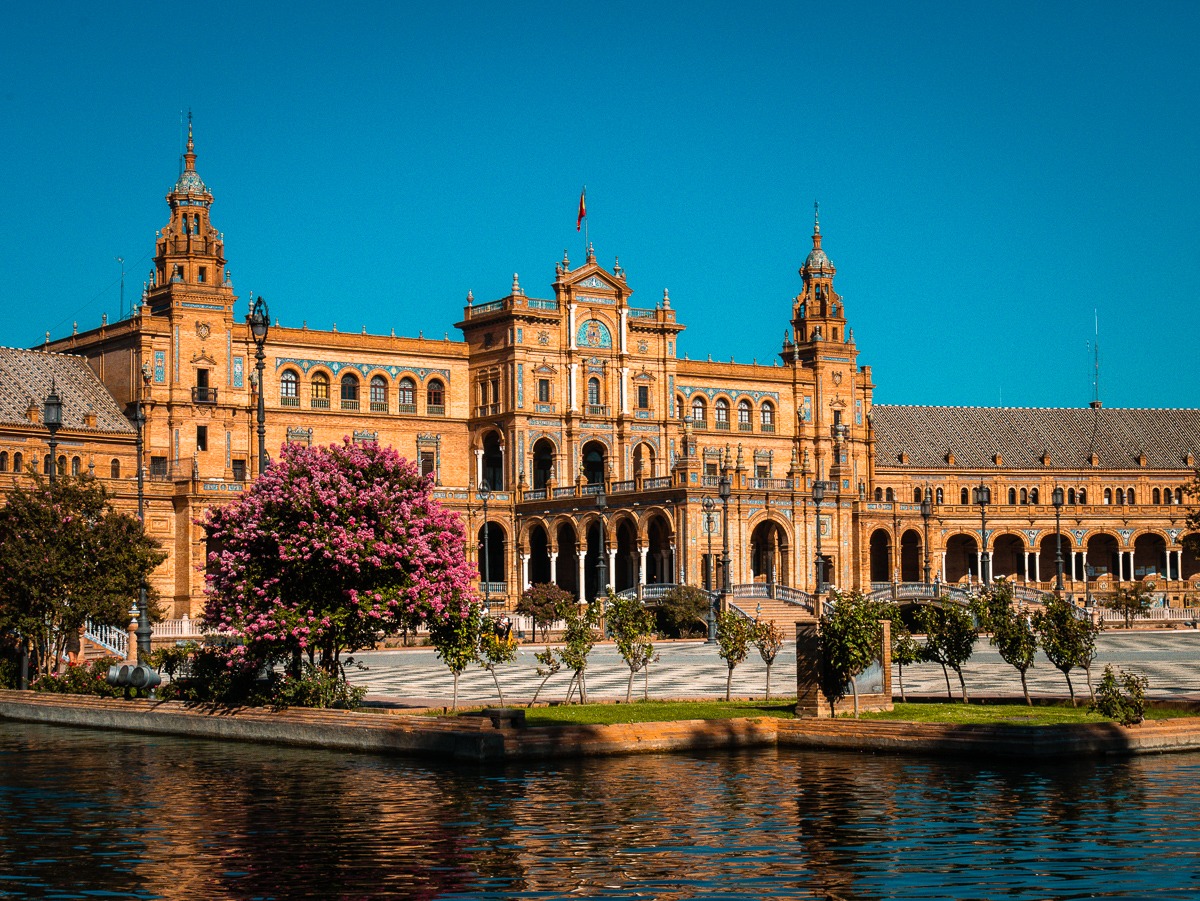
{"left": 814, "top": 200, "right": 820, "bottom": 234}
{"left": 183, "top": 108, "right": 197, "bottom": 173}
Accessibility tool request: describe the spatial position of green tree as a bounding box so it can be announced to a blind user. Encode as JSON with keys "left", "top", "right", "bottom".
{"left": 555, "top": 599, "right": 601, "bottom": 704}
{"left": 0, "top": 473, "right": 165, "bottom": 680}
{"left": 890, "top": 616, "right": 923, "bottom": 703}
{"left": 972, "top": 583, "right": 1039, "bottom": 705}
{"left": 753, "top": 619, "right": 786, "bottom": 701}
{"left": 528, "top": 647, "right": 562, "bottom": 706}
{"left": 819, "top": 591, "right": 888, "bottom": 717}
{"left": 1091, "top": 664, "right": 1148, "bottom": 726}
{"left": 475, "top": 616, "right": 518, "bottom": 705}
{"left": 1102, "top": 581, "right": 1156, "bottom": 629}
{"left": 716, "top": 609, "right": 754, "bottom": 701}
{"left": 428, "top": 603, "right": 484, "bottom": 711}
{"left": 607, "top": 592, "right": 658, "bottom": 702}
{"left": 653, "top": 585, "right": 712, "bottom": 638}
{"left": 918, "top": 602, "right": 977, "bottom": 703}
{"left": 1034, "top": 596, "right": 1102, "bottom": 706}
{"left": 516, "top": 583, "right": 571, "bottom": 643}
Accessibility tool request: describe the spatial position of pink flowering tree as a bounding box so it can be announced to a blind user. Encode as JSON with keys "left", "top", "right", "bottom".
{"left": 202, "top": 440, "right": 478, "bottom": 678}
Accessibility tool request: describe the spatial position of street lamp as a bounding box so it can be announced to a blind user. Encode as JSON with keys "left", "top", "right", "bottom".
{"left": 813, "top": 480, "right": 826, "bottom": 609}
{"left": 973, "top": 481, "right": 991, "bottom": 585}
{"left": 921, "top": 486, "right": 933, "bottom": 588}
{"left": 247, "top": 296, "right": 270, "bottom": 475}
{"left": 719, "top": 467, "right": 732, "bottom": 604}
{"left": 1052, "top": 485, "right": 1065, "bottom": 594}
{"left": 595, "top": 486, "right": 608, "bottom": 600}
{"left": 702, "top": 496, "right": 716, "bottom": 642}
{"left": 133, "top": 399, "right": 152, "bottom": 664}
{"left": 478, "top": 480, "right": 491, "bottom": 610}
{"left": 43, "top": 383, "right": 62, "bottom": 489}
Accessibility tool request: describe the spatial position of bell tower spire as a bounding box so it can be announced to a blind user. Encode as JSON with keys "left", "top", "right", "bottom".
{"left": 782, "top": 202, "right": 851, "bottom": 365}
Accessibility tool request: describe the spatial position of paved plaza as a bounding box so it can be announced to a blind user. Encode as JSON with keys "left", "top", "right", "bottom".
{"left": 348, "top": 631, "right": 1200, "bottom": 708}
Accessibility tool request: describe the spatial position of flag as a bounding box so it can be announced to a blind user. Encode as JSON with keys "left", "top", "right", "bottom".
{"left": 576, "top": 186, "right": 586, "bottom": 231}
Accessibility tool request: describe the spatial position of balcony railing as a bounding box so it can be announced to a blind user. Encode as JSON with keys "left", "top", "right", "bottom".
{"left": 398, "top": 403, "right": 417, "bottom": 414}
{"left": 280, "top": 395, "right": 300, "bottom": 407}
{"left": 528, "top": 298, "right": 558, "bottom": 311}
{"left": 311, "top": 397, "right": 330, "bottom": 409}
{"left": 341, "top": 399, "right": 360, "bottom": 411}
{"left": 760, "top": 422, "right": 775, "bottom": 433}
{"left": 476, "top": 404, "right": 501, "bottom": 417}
{"left": 749, "top": 478, "right": 793, "bottom": 490}
{"left": 610, "top": 479, "right": 635, "bottom": 493}
{"left": 738, "top": 422, "right": 753, "bottom": 432}
{"left": 644, "top": 476, "right": 673, "bottom": 489}
{"left": 523, "top": 489, "right": 548, "bottom": 501}
{"left": 191, "top": 386, "right": 218, "bottom": 404}
{"left": 370, "top": 400, "right": 388, "bottom": 413}
{"left": 714, "top": 419, "right": 730, "bottom": 430}
{"left": 693, "top": 418, "right": 708, "bottom": 430}
{"left": 628, "top": 307, "right": 658, "bottom": 318}
{"left": 586, "top": 404, "right": 609, "bottom": 417}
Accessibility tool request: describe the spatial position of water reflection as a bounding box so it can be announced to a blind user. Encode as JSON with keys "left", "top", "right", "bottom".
{"left": 2, "top": 722, "right": 1199, "bottom": 899}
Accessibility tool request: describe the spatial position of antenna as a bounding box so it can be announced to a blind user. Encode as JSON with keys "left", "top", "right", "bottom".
{"left": 1090, "top": 310, "right": 1101, "bottom": 409}
{"left": 116, "top": 257, "right": 125, "bottom": 319}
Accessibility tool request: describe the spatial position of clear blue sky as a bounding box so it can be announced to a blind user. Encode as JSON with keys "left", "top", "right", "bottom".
{"left": 2, "top": 2, "right": 1197, "bottom": 408}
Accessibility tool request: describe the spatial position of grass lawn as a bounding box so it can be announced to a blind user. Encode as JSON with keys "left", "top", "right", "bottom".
{"left": 522, "top": 699, "right": 798, "bottom": 726}
{"left": 862, "top": 701, "right": 1197, "bottom": 725}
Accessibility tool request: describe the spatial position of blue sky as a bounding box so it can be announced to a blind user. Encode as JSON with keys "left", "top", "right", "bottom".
{"left": 2, "top": 2, "right": 1197, "bottom": 408}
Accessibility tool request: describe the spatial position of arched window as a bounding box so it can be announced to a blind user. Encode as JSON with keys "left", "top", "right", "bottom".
{"left": 43, "top": 455, "right": 52, "bottom": 475}
{"left": 1079, "top": 488, "right": 1087, "bottom": 504}
{"left": 1153, "top": 488, "right": 1162, "bottom": 504}
{"left": 397, "top": 377, "right": 416, "bottom": 413}
{"left": 935, "top": 487, "right": 944, "bottom": 504}
{"left": 57, "top": 456, "right": 66, "bottom": 476}
{"left": 427, "top": 379, "right": 445, "bottom": 414}
{"left": 692, "top": 397, "right": 707, "bottom": 427}
{"left": 1104, "top": 488, "right": 1113, "bottom": 505}
{"left": 0, "top": 451, "right": 7, "bottom": 472}
{"left": 1019, "top": 488, "right": 1027, "bottom": 504}
{"left": 914, "top": 488, "right": 923, "bottom": 503}
{"left": 280, "top": 369, "right": 300, "bottom": 407}
{"left": 587, "top": 378, "right": 601, "bottom": 408}
{"left": 71, "top": 456, "right": 81, "bottom": 476}
{"left": 370, "top": 376, "right": 388, "bottom": 412}
{"left": 110, "top": 459, "right": 120, "bottom": 479}
{"left": 885, "top": 487, "right": 894, "bottom": 502}
{"left": 1068, "top": 487, "right": 1077, "bottom": 504}
{"left": 1116, "top": 488, "right": 1125, "bottom": 505}
{"left": 1164, "top": 486, "right": 1173, "bottom": 505}
{"left": 674, "top": 395, "right": 685, "bottom": 420}
{"left": 714, "top": 398, "right": 730, "bottom": 429}
{"left": 1127, "top": 488, "right": 1135, "bottom": 505}
{"left": 1176, "top": 487, "right": 1184, "bottom": 504}
{"left": 960, "top": 487, "right": 969, "bottom": 504}
{"left": 737, "top": 400, "right": 752, "bottom": 431}
{"left": 874, "top": 487, "right": 883, "bottom": 501}
{"left": 12, "top": 452, "right": 22, "bottom": 473}
{"left": 340, "top": 373, "right": 360, "bottom": 410}
{"left": 311, "top": 372, "right": 330, "bottom": 408}
{"left": 1008, "top": 488, "right": 1017, "bottom": 504}
{"left": 760, "top": 402, "right": 775, "bottom": 432}
{"left": 1030, "top": 487, "right": 1039, "bottom": 504}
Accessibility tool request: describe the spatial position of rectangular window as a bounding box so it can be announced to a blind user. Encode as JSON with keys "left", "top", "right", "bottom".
{"left": 756, "top": 464, "right": 769, "bottom": 479}
{"left": 196, "top": 426, "right": 208, "bottom": 452}
{"left": 705, "top": 462, "right": 718, "bottom": 477}
{"left": 420, "top": 451, "right": 436, "bottom": 479}
{"left": 150, "top": 456, "right": 168, "bottom": 478}
{"left": 198, "top": 266, "right": 207, "bottom": 283}
{"left": 538, "top": 379, "right": 551, "bottom": 403}
{"left": 637, "top": 385, "right": 649, "bottom": 409}
{"left": 232, "top": 459, "right": 247, "bottom": 481}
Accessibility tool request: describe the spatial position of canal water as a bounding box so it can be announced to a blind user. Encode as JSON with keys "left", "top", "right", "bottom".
{"left": 2, "top": 721, "right": 1199, "bottom": 900}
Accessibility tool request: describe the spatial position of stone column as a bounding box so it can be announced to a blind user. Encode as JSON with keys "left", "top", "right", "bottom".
{"left": 577, "top": 551, "right": 587, "bottom": 604}
{"left": 639, "top": 546, "right": 648, "bottom": 586}
{"left": 521, "top": 553, "right": 530, "bottom": 591}
{"left": 549, "top": 551, "right": 558, "bottom": 585}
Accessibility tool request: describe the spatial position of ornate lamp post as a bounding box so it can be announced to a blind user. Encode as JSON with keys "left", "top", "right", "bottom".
{"left": 921, "top": 486, "right": 933, "bottom": 588}
{"left": 43, "top": 384, "right": 62, "bottom": 489}
{"left": 813, "top": 480, "right": 826, "bottom": 610}
{"left": 595, "top": 486, "right": 608, "bottom": 600}
{"left": 719, "top": 466, "right": 732, "bottom": 605}
{"left": 478, "top": 480, "right": 491, "bottom": 610}
{"left": 703, "top": 495, "right": 717, "bottom": 642}
{"left": 973, "top": 480, "right": 992, "bottom": 585}
{"left": 1052, "top": 486, "right": 1065, "bottom": 594}
{"left": 134, "top": 400, "right": 152, "bottom": 664}
{"left": 247, "top": 296, "right": 270, "bottom": 475}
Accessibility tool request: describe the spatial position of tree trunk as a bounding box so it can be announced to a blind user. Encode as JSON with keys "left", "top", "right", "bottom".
{"left": 1085, "top": 663, "right": 1095, "bottom": 702}
{"left": 564, "top": 673, "right": 577, "bottom": 704}
{"left": 955, "top": 666, "right": 968, "bottom": 703}
{"left": 897, "top": 663, "right": 907, "bottom": 703}
{"left": 530, "top": 673, "right": 553, "bottom": 707}
{"left": 643, "top": 664, "right": 650, "bottom": 701}
{"left": 452, "top": 671, "right": 460, "bottom": 711}
{"left": 580, "top": 671, "right": 589, "bottom": 704}
{"left": 941, "top": 662, "right": 953, "bottom": 699}
{"left": 851, "top": 676, "right": 860, "bottom": 718}
{"left": 491, "top": 667, "right": 505, "bottom": 705}
{"left": 1064, "top": 669, "right": 1077, "bottom": 707}
{"left": 626, "top": 668, "right": 635, "bottom": 704}
{"left": 1020, "top": 669, "right": 1031, "bottom": 706}
{"left": 725, "top": 664, "right": 734, "bottom": 702}
{"left": 765, "top": 664, "right": 772, "bottom": 701}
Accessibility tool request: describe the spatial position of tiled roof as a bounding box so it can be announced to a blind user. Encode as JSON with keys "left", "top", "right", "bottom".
{"left": 0, "top": 347, "right": 134, "bottom": 434}
{"left": 872, "top": 405, "right": 1200, "bottom": 471}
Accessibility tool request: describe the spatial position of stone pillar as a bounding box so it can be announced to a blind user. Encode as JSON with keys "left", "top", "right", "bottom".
{"left": 549, "top": 551, "right": 558, "bottom": 585}
{"left": 794, "top": 622, "right": 823, "bottom": 717}
{"left": 577, "top": 551, "right": 587, "bottom": 604}
{"left": 521, "top": 553, "right": 530, "bottom": 591}
{"left": 639, "top": 546, "right": 648, "bottom": 586}
{"left": 608, "top": 548, "right": 617, "bottom": 589}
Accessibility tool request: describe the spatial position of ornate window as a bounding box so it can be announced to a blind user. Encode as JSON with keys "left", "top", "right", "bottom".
{"left": 638, "top": 385, "right": 650, "bottom": 409}
{"left": 737, "top": 400, "right": 752, "bottom": 431}
{"left": 427, "top": 379, "right": 446, "bottom": 415}
{"left": 714, "top": 398, "right": 730, "bottom": 430}
{"left": 397, "top": 377, "right": 416, "bottom": 414}
{"left": 692, "top": 397, "right": 707, "bottom": 428}
{"left": 370, "top": 376, "right": 388, "bottom": 412}
{"left": 760, "top": 401, "right": 775, "bottom": 433}
{"left": 538, "top": 379, "right": 551, "bottom": 403}
{"left": 587, "top": 378, "right": 601, "bottom": 406}
{"left": 311, "top": 372, "right": 330, "bottom": 409}
{"left": 280, "top": 369, "right": 300, "bottom": 407}
{"left": 340, "top": 373, "right": 360, "bottom": 411}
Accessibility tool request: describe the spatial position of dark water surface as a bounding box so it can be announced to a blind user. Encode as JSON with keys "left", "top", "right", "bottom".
{"left": 2, "top": 721, "right": 1199, "bottom": 900}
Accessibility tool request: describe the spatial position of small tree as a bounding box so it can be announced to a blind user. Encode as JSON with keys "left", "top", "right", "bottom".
{"left": 428, "top": 603, "right": 484, "bottom": 711}
{"left": 972, "top": 583, "right": 1039, "bottom": 705}
{"left": 607, "top": 592, "right": 658, "bottom": 703}
{"left": 0, "top": 473, "right": 165, "bottom": 679}
{"left": 1102, "top": 581, "right": 1156, "bottom": 629}
{"left": 1035, "top": 596, "right": 1102, "bottom": 707}
{"left": 918, "top": 602, "right": 977, "bottom": 703}
{"left": 654, "top": 585, "right": 712, "bottom": 638}
{"left": 753, "top": 619, "right": 785, "bottom": 701}
{"left": 716, "top": 609, "right": 753, "bottom": 701}
{"left": 555, "top": 600, "right": 601, "bottom": 704}
{"left": 819, "top": 591, "right": 888, "bottom": 717}
{"left": 516, "top": 583, "right": 571, "bottom": 643}
{"left": 1091, "top": 665, "right": 1149, "bottom": 726}
{"left": 528, "top": 648, "right": 562, "bottom": 706}
{"left": 475, "top": 617, "right": 518, "bottom": 705}
{"left": 890, "top": 616, "right": 922, "bottom": 703}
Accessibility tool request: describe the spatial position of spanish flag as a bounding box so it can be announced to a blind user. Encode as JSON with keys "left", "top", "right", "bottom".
{"left": 576, "top": 186, "right": 586, "bottom": 231}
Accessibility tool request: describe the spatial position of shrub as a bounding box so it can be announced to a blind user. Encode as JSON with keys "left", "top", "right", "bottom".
{"left": 654, "top": 585, "right": 711, "bottom": 638}
{"left": 31, "top": 657, "right": 123, "bottom": 698}
{"left": 1091, "top": 664, "right": 1148, "bottom": 726}
{"left": 272, "top": 664, "right": 367, "bottom": 710}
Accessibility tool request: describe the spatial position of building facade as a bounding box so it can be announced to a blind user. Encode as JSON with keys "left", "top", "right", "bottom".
{"left": 13, "top": 127, "right": 1197, "bottom": 619}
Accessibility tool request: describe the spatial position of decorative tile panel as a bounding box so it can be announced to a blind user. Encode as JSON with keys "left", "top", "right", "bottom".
{"left": 576, "top": 319, "right": 613, "bottom": 349}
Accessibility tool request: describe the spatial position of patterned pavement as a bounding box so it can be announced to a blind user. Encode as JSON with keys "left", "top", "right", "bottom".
{"left": 348, "top": 631, "right": 1200, "bottom": 707}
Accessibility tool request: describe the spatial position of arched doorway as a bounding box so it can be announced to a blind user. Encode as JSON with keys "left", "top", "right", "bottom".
{"left": 632, "top": 442, "right": 655, "bottom": 479}
{"left": 614, "top": 517, "right": 638, "bottom": 592}
{"left": 585, "top": 516, "right": 605, "bottom": 600}
{"left": 582, "top": 440, "right": 606, "bottom": 486}
{"left": 1086, "top": 533, "right": 1120, "bottom": 580}
{"left": 900, "top": 529, "right": 921, "bottom": 582}
{"left": 532, "top": 438, "right": 555, "bottom": 490}
{"left": 1038, "top": 533, "right": 1072, "bottom": 586}
{"left": 1184, "top": 535, "right": 1200, "bottom": 580}
{"left": 945, "top": 534, "right": 979, "bottom": 584}
{"left": 555, "top": 522, "right": 579, "bottom": 598}
{"left": 527, "top": 523, "right": 551, "bottom": 586}
{"left": 750, "top": 519, "right": 789, "bottom": 585}
{"left": 482, "top": 431, "right": 504, "bottom": 490}
{"left": 993, "top": 534, "right": 1026, "bottom": 580}
{"left": 477, "top": 521, "right": 506, "bottom": 597}
{"left": 869, "top": 529, "right": 891, "bottom": 582}
{"left": 645, "top": 513, "right": 674, "bottom": 584}
{"left": 1133, "top": 533, "right": 1168, "bottom": 580}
